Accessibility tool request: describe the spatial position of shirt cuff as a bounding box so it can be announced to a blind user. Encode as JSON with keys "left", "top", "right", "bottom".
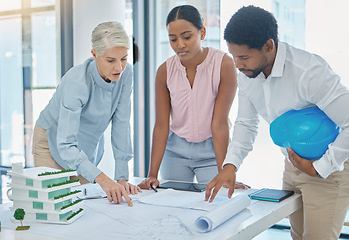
{"left": 114, "top": 159, "right": 129, "bottom": 181}
{"left": 223, "top": 157, "right": 241, "bottom": 171}
{"left": 312, "top": 158, "right": 335, "bottom": 179}
{"left": 76, "top": 159, "right": 102, "bottom": 183}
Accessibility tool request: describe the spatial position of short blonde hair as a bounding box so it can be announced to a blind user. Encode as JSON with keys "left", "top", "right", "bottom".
{"left": 91, "top": 21, "right": 129, "bottom": 55}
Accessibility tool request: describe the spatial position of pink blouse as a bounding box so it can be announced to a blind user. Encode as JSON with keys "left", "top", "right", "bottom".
{"left": 166, "top": 48, "right": 226, "bottom": 142}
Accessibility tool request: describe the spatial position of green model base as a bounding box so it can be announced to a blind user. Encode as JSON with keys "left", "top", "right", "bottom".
{"left": 16, "top": 226, "right": 30, "bottom": 231}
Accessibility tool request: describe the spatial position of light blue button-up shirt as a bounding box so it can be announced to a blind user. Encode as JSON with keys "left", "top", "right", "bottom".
{"left": 224, "top": 42, "right": 349, "bottom": 178}
{"left": 36, "top": 57, "right": 133, "bottom": 182}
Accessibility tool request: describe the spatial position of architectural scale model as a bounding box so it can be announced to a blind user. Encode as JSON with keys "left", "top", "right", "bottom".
{"left": 7, "top": 163, "right": 84, "bottom": 224}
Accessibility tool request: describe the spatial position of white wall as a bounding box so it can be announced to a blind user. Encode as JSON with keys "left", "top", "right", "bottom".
{"left": 73, "top": 0, "right": 126, "bottom": 65}
{"left": 73, "top": 0, "right": 126, "bottom": 179}
{"left": 305, "top": 0, "right": 349, "bottom": 87}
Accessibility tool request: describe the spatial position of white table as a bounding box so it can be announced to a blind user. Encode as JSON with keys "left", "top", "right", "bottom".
{"left": 0, "top": 178, "right": 302, "bottom": 240}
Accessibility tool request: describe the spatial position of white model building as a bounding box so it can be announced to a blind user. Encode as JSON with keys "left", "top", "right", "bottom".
{"left": 7, "top": 163, "right": 84, "bottom": 224}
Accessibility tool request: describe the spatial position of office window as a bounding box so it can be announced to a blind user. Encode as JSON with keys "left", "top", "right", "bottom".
{"left": 0, "top": 0, "right": 56, "bottom": 168}
{"left": 31, "top": 0, "right": 55, "bottom": 8}
{"left": 0, "top": 16, "right": 24, "bottom": 167}
{"left": 33, "top": 201, "right": 43, "bottom": 209}
{"left": 32, "top": 11, "right": 57, "bottom": 88}
{"left": 36, "top": 212, "right": 47, "bottom": 220}
{"left": 59, "top": 210, "right": 71, "bottom": 220}
{"left": 42, "top": 177, "right": 68, "bottom": 188}
{"left": 26, "top": 178, "right": 34, "bottom": 186}
{"left": 273, "top": 1, "right": 280, "bottom": 18}
{"left": 29, "top": 190, "right": 38, "bottom": 198}
{"left": 54, "top": 199, "right": 71, "bottom": 210}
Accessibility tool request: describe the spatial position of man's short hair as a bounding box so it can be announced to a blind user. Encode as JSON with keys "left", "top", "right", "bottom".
{"left": 224, "top": 5, "right": 279, "bottom": 50}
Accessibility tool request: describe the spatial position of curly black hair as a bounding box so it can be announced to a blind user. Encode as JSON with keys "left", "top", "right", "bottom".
{"left": 224, "top": 5, "right": 278, "bottom": 50}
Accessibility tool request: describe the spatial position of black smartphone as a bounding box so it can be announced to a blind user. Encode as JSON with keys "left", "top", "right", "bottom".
{"left": 158, "top": 181, "right": 207, "bottom": 192}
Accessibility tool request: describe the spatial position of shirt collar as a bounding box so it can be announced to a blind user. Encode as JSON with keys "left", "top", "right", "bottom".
{"left": 270, "top": 42, "right": 286, "bottom": 78}
{"left": 89, "top": 58, "right": 115, "bottom": 90}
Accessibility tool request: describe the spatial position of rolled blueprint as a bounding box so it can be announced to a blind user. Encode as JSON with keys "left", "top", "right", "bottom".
{"left": 195, "top": 193, "right": 251, "bottom": 233}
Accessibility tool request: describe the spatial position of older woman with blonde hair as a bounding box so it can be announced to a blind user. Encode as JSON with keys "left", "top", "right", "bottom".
{"left": 32, "top": 21, "right": 140, "bottom": 207}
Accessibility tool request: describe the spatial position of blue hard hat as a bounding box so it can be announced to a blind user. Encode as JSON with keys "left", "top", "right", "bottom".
{"left": 270, "top": 106, "right": 339, "bottom": 160}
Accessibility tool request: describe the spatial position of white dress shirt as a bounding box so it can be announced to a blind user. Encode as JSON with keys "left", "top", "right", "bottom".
{"left": 223, "top": 42, "right": 349, "bottom": 178}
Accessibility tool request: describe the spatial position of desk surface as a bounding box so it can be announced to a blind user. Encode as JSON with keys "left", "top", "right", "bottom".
{"left": 0, "top": 177, "right": 302, "bottom": 240}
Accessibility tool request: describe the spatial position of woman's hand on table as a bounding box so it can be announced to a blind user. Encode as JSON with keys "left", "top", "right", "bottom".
{"left": 117, "top": 179, "right": 142, "bottom": 195}
{"left": 138, "top": 176, "right": 160, "bottom": 190}
{"left": 95, "top": 173, "right": 133, "bottom": 206}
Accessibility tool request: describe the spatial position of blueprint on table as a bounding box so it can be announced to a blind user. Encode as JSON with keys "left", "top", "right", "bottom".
{"left": 137, "top": 188, "right": 243, "bottom": 211}
{"left": 0, "top": 188, "right": 252, "bottom": 240}
{"left": 137, "top": 189, "right": 251, "bottom": 232}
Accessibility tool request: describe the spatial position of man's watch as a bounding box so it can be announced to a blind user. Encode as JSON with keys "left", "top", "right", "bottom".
{"left": 315, "top": 170, "right": 323, "bottom": 179}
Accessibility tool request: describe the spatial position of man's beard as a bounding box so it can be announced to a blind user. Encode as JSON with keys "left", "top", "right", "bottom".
{"left": 239, "top": 58, "right": 268, "bottom": 79}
